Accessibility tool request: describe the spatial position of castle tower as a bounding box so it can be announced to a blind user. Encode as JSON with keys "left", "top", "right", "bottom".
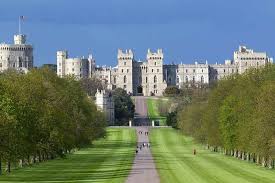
{"left": 117, "top": 49, "right": 134, "bottom": 94}
{"left": 57, "top": 51, "right": 68, "bottom": 77}
{"left": 14, "top": 34, "right": 26, "bottom": 44}
{"left": 95, "top": 89, "right": 115, "bottom": 125}
{"left": 0, "top": 34, "right": 33, "bottom": 73}
{"left": 146, "top": 49, "right": 166, "bottom": 96}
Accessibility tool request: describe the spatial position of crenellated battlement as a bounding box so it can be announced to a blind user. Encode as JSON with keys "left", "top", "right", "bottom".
{"left": 147, "top": 49, "right": 163, "bottom": 60}
{"left": 117, "top": 49, "right": 134, "bottom": 60}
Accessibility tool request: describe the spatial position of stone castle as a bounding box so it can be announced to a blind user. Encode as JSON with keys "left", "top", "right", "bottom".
{"left": 95, "top": 89, "right": 115, "bottom": 125}
{"left": 0, "top": 34, "right": 33, "bottom": 73}
{"left": 57, "top": 46, "right": 273, "bottom": 96}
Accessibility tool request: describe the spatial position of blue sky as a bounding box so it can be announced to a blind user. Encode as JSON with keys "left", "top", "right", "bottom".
{"left": 0, "top": 0, "right": 274, "bottom": 66}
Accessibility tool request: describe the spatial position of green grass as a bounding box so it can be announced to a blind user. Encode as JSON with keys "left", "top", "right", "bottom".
{"left": 150, "top": 128, "right": 275, "bottom": 183}
{"left": 147, "top": 98, "right": 167, "bottom": 126}
{"left": 0, "top": 128, "right": 136, "bottom": 183}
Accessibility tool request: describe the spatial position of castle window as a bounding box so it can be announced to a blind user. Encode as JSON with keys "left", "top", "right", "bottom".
{"left": 124, "top": 76, "right": 127, "bottom": 83}
{"left": 193, "top": 69, "right": 195, "bottom": 73}
{"left": 202, "top": 69, "right": 204, "bottom": 73}
{"left": 154, "top": 85, "right": 157, "bottom": 89}
{"left": 146, "top": 77, "right": 148, "bottom": 83}
{"left": 177, "top": 76, "right": 179, "bottom": 83}
{"left": 114, "top": 76, "right": 116, "bottom": 84}
{"left": 72, "top": 68, "right": 74, "bottom": 72}
{"left": 124, "top": 85, "right": 127, "bottom": 89}
{"left": 155, "top": 62, "right": 156, "bottom": 66}
{"left": 72, "top": 62, "right": 74, "bottom": 66}
{"left": 152, "top": 69, "right": 154, "bottom": 72}
{"left": 224, "top": 69, "right": 226, "bottom": 73}
{"left": 154, "top": 75, "right": 157, "bottom": 83}
{"left": 193, "top": 76, "right": 195, "bottom": 83}
{"left": 245, "top": 62, "right": 248, "bottom": 66}
{"left": 186, "top": 69, "right": 188, "bottom": 73}
{"left": 124, "top": 62, "right": 126, "bottom": 66}
{"left": 0, "top": 63, "right": 2, "bottom": 67}
{"left": 185, "top": 76, "right": 188, "bottom": 83}
{"left": 157, "top": 69, "right": 159, "bottom": 72}
{"left": 127, "top": 69, "right": 129, "bottom": 73}
{"left": 122, "top": 69, "right": 124, "bottom": 73}
{"left": 201, "top": 76, "right": 204, "bottom": 83}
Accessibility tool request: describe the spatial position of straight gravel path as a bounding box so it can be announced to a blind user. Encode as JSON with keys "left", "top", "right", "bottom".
{"left": 125, "top": 127, "right": 160, "bottom": 183}
{"left": 126, "top": 96, "right": 160, "bottom": 183}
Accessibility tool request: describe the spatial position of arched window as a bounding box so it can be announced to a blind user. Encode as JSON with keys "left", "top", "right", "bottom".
{"left": 193, "top": 76, "right": 195, "bottom": 83}
{"left": 113, "top": 76, "right": 116, "bottom": 84}
{"left": 154, "top": 75, "right": 157, "bottom": 83}
{"left": 124, "top": 76, "right": 127, "bottom": 83}
{"left": 185, "top": 76, "right": 188, "bottom": 83}
{"left": 177, "top": 76, "right": 180, "bottom": 83}
{"left": 201, "top": 76, "right": 204, "bottom": 83}
{"left": 146, "top": 77, "right": 148, "bottom": 83}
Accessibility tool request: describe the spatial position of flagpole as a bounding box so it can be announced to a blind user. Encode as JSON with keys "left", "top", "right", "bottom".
{"left": 19, "top": 16, "right": 21, "bottom": 35}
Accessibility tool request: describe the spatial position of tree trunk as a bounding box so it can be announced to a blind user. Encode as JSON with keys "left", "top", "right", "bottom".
{"left": 262, "top": 157, "right": 267, "bottom": 167}
{"left": 246, "top": 153, "right": 250, "bottom": 162}
{"left": 234, "top": 150, "right": 238, "bottom": 158}
{"left": 0, "top": 158, "right": 2, "bottom": 175}
{"left": 28, "top": 155, "right": 30, "bottom": 165}
{"left": 6, "top": 161, "right": 11, "bottom": 173}
{"left": 19, "top": 159, "right": 23, "bottom": 168}
{"left": 242, "top": 152, "right": 245, "bottom": 160}
{"left": 256, "top": 155, "right": 260, "bottom": 164}
{"left": 268, "top": 157, "right": 274, "bottom": 169}
{"left": 38, "top": 152, "right": 41, "bottom": 162}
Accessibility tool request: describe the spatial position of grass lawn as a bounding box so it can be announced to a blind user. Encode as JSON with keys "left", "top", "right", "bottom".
{"left": 150, "top": 128, "right": 275, "bottom": 183}
{"left": 0, "top": 128, "right": 136, "bottom": 183}
{"left": 147, "top": 98, "right": 167, "bottom": 126}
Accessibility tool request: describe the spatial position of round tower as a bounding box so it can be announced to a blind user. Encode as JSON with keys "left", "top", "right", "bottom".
{"left": 14, "top": 34, "right": 26, "bottom": 44}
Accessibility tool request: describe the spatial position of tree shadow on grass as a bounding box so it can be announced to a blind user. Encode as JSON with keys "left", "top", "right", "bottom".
{"left": 0, "top": 140, "right": 136, "bottom": 182}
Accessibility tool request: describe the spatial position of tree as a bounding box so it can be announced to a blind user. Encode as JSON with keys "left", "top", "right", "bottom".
{"left": 80, "top": 77, "right": 105, "bottom": 97}
{"left": 163, "top": 86, "right": 180, "bottom": 97}
{"left": 112, "top": 88, "right": 135, "bottom": 125}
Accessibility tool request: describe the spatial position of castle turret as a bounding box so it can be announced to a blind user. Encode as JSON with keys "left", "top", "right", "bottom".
{"left": 95, "top": 90, "right": 115, "bottom": 125}
{"left": 14, "top": 34, "right": 26, "bottom": 45}
{"left": 57, "top": 51, "right": 68, "bottom": 77}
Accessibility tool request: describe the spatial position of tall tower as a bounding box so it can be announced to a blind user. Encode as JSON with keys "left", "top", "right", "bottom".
{"left": 117, "top": 49, "right": 134, "bottom": 94}
{"left": 147, "top": 49, "right": 166, "bottom": 96}
{"left": 95, "top": 89, "right": 115, "bottom": 125}
{"left": 57, "top": 51, "right": 68, "bottom": 77}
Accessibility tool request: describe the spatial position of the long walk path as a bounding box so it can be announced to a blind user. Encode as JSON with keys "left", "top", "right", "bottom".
{"left": 126, "top": 97, "right": 160, "bottom": 183}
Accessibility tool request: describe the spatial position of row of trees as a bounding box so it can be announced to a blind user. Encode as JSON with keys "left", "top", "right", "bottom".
{"left": 177, "top": 65, "right": 275, "bottom": 168}
{"left": 0, "top": 69, "right": 106, "bottom": 174}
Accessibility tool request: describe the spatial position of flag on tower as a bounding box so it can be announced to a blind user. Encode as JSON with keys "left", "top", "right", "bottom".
{"left": 20, "top": 16, "right": 25, "bottom": 20}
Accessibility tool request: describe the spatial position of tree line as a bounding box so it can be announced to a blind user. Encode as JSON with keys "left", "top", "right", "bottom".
{"left": 175, "top": 65, "right": 275, "bottom": 168}
{"left": 0, "top": 69, "right": 106, "bottom": 174}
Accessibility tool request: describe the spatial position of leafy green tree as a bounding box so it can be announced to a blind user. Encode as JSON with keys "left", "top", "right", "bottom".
{"left": 112, "top": 88, "right": 135, "bottom": 125}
